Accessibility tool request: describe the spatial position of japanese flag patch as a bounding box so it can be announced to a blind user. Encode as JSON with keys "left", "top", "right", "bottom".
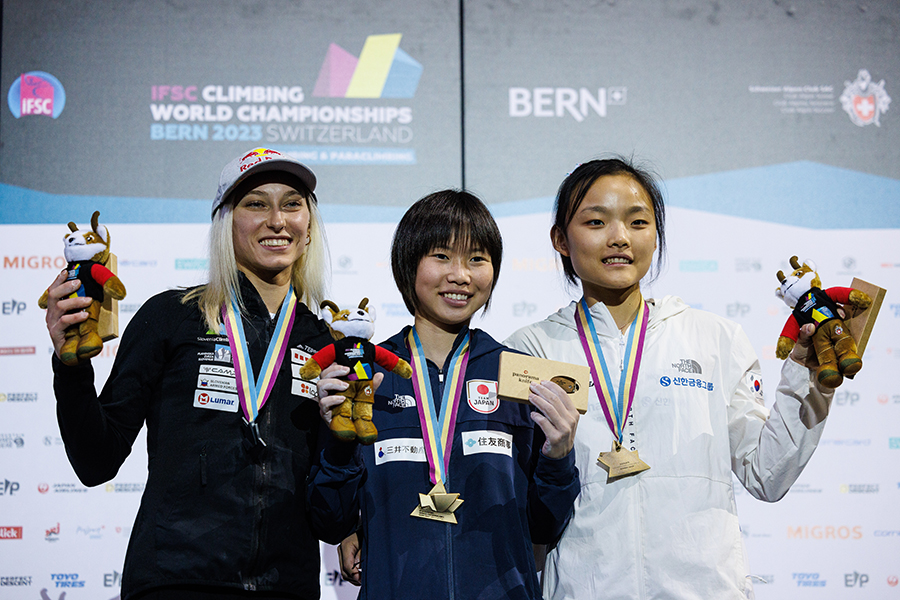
{"left": 467, "top": 380, "right": 499, "bottom": 414}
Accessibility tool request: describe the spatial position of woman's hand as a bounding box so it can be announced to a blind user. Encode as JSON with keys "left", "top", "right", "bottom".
{"left": 788, "top": 323, "right": 818, "bottom": 369}
{"left": 528, "top": 380, "right": 580, "bottom": 459}
{"left": 337, "top": 531, "right": 362, "bottom": 586}
{"left": 44, "top": 270, "right": 92, "bottom": 361}
{"left": 315, "top": 363, "right": 383, "bottom": 424}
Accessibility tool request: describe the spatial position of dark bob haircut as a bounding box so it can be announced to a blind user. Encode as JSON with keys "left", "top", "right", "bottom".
{"left": 553, "top": 157, "right": 667, "bottom": 285}
{"left": 391, "top": 189, "right": 503, "bottom": 316}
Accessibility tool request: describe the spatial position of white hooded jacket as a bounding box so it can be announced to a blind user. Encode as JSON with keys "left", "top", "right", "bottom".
{"left": 505, "top": 296, "right": 831, "bottom": 600}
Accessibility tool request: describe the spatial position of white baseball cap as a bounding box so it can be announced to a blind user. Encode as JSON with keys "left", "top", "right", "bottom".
{"left": 212, "top": 148, "right": 317, "bottom": 217}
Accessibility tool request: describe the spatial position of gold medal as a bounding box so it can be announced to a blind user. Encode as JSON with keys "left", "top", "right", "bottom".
{"left": 406, "top": 329, "right": 470, "bottom": 524}
{"left": 597, "top": 440, "right": 650, "bottom": 482}
{"left": 410, "top": 481, "right": 464, "bottom": 524}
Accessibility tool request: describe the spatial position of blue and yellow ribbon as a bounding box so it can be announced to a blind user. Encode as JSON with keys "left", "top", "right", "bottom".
{"left": 575, "top": 297, "right": 649, "bottom": 442}
{"left": 406, "top": 328, "right": 470, "bottom": 486}
{"left": 222, "top": 287, "right": 297, "bottom": 423}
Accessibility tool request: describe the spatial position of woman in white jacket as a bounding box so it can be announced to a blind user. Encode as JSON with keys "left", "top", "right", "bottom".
{"left": 505, "top": 158, "right": 832, "bottom": 600}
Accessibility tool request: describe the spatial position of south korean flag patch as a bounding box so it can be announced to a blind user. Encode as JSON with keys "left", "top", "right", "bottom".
{"left": 467, "top": 380, "right": 499, "bottom": 414}
{"left": 745, "top": 372, "right": 764, "bottom": 402}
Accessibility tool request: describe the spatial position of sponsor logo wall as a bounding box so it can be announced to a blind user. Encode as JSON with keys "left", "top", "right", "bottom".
{"left": 2, "top": 1, "right": 898, "bottom": 599}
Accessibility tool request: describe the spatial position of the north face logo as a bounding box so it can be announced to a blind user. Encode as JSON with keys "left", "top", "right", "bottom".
{"left": 672, "top": 359, "right": 702, "bottom": 374}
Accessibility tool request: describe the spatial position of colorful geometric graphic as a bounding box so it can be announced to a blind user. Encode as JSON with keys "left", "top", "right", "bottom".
{"left": 7, "top": 71, "right": 66, "bottom": 118}
{"left": 313, "top": 34, "right": 422, "bottom": 98}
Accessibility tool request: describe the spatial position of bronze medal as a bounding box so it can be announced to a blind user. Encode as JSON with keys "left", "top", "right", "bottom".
{"left": 597, "top": 440, "right": 650, "bottom": 482}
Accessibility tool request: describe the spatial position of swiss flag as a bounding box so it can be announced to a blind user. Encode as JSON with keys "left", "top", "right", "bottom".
{"left": 853, "top": 94, "right": 876, "bottom": 123}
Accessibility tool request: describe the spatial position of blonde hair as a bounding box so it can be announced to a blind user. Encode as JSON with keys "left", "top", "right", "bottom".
{"left": 182, "top": 195, "right": 329, "bottom": 331}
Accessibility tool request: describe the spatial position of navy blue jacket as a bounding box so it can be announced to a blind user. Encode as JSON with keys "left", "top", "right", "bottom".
{"left": 354, "top": 326, "right": 579, "bottom": 600}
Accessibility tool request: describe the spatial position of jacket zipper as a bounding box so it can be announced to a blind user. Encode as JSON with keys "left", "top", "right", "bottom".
{"left": 430, "top": 362, "right": 455, "bottom": 597}
{"left": 620, "top": 325, "right": 645, "bottom": 597}
{"left": 447, "top": 522, "right": 454, "bottom": 599}
{"left": 244, "top": 314, "right": 276, "bottom": 590}
{"left": 244, "top": 408, "right": 268, "bottom": 591}
{"left": 199, "top": 445, "right": 207, "bottom": 487}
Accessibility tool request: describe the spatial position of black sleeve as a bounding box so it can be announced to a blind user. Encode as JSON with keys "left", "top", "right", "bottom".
{"left": 526, "top": 422, "right": 580, "bottom": 544}
{"left": 306, "top": 416, "right": 366, "bottom": 544}
{"left": 53, "top": 292, "right": 179, "bottom": 486}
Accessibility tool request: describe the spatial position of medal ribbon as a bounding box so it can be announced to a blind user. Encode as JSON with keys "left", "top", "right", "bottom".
{"left": 575, "top": 297, "right": 649, "bottom": 442}
{"left": 222, "top": 287, "right": 297, "bottom": 423}
{"left": 406, "top": 328, "right": 470, "bottom": 486}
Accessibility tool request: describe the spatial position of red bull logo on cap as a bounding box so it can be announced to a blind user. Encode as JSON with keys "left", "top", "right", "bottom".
{"left": 239, "top": 148, "right": 284, "bottom": 172}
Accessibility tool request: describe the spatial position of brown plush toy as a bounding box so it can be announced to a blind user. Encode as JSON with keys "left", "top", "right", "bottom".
{"left": 38, "top": 211, "right": 126, "bottom": 365}
{"left": 299, "top": 298, "right": 412, "bottom": 444}
{"left": 775, "top": 256, "right": 871, "bottom": 388}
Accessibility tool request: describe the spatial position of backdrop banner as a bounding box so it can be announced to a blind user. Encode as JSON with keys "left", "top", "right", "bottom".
{"left": 1, "top": 1, "right": 898, "bottom": 599}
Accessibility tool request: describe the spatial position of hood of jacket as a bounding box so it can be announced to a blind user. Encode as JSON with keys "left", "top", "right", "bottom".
{"left": 544, "top": 295, "right": 690, "bottom": 339}
{"left": 379, "top": 325, "right": 506, "bottom": 367}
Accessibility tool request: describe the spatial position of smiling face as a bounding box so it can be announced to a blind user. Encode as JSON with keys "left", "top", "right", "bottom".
{"left": 552, "top": 174, "right": 657, "bottom": 305}
{"left": 413, "top": 243, "right": 495, "bottom": 333}
{"left": 232, "top": 182, "right": 310, "bottom": 285}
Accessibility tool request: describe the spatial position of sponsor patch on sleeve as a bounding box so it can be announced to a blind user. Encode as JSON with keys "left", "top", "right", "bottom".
{"left": 197, "top": 374, "right": 237, "bottom": 394}
{"left": 291, "top": 378, "right": 316, "bottom": 399}
{"left": 193, "top": 390, "right": 239, "bottom": 413}
{"left": 200, "top": 364, "right": 235, "bottom": 378}
{"left": 213, "top": 345, "right": 233, "bottom": 364}
{"left": 291, "top": 348, "right": 312, "bottom": 364}
{"left": 461, "top": 430, "right": 513, "bottom": 457}
{"left": 290, "top": 347, "right": 316, "bottom": 398}
{"left": 374, "top": 437, "right": 427, "bottom": 465}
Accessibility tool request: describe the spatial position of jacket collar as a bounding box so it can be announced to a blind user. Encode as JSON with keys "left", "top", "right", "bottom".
{"left": 381, "top": 325, "right": 503, "bottom": 365}
{"left": 546, "top": 295, "right": 689, "bottom": 338}
{"left": 235, "top": 271, "right": 316, "bottom": 323}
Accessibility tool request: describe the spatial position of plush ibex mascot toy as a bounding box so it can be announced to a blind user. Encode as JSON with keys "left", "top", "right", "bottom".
{"left": 775, "top": 256, "right": 871, "bottom": 388}
{"left": 38, "top": 211, "right": 126, "bottom": 365}
{"left": 299, "top": 298, "right": 412, "bottom": 444}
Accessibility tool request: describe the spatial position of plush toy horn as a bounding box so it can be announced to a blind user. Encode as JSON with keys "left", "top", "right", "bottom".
{"left": 776, "top": 270, "right": 786, "bottom": 283}
{"left": 360, "top": 297, "right": 375, "bottom": 320}
{"left": 67, "top": 221, "right": 78, "bottom": 232}
{"left": 319, "top": 300, "right": 339, "bottom": 325}
{"left": 789, "top": 256, "right": 801, "bottom": 270}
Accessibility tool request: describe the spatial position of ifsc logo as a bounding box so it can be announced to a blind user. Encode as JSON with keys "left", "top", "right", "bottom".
{"left": 7, "top": 71, "right": 66, "bottom": 118}
{"left": 840, "top": 69, "right": 890, "bottom": 127}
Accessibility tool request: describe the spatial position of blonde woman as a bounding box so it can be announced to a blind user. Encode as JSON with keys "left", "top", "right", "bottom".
{"left": 44, "top": 148, "right": 359, "bottom": 600}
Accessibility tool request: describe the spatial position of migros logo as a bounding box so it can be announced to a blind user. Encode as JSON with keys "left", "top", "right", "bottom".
{"left": 788, "top": 525, "right": 863, "bottom": 540}
{"left": 313, "top": 34, "right": 422, "bottom": 99}
{"left": 3, "top": 256, "right": 67, "bottom": 269}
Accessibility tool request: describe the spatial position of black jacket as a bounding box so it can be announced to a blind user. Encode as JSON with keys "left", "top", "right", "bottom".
{"left": 53, "top": 276, "right": 361, "bottom": 599}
